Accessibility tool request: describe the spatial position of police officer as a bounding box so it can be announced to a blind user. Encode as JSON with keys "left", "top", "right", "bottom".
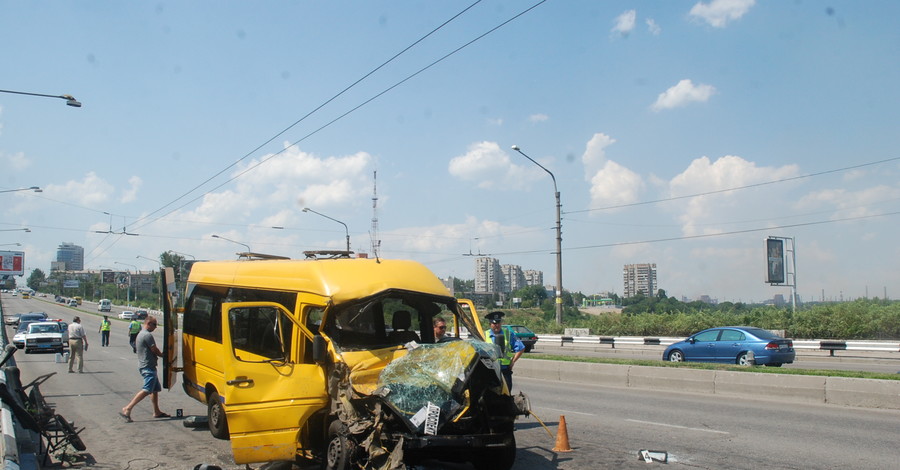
{"left": 99, "top": 315, "right": 111, "bottom": 347}
{"left": 484, "top": 311, "right": 524, "bottom": 390}
{"left": 128, "top": 318, "right": 142, "bottom": 353}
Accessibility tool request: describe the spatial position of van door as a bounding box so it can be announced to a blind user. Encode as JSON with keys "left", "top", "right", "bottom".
{"left": 221, "top": 301, "right": 328, "bottom": 464}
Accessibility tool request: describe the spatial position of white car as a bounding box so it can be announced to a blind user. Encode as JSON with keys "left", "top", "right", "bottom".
{"left": 23, "top": 322, "right": 66, "bottom": 354}
{"left": 67, "top": 299, "right": 79, "bottom": 307}
{"left": 118, "top": 311, "right": 135, "bottom": 320}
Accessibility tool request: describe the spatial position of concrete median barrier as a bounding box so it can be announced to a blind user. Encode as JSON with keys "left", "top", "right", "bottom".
{"left": 517, "top": 358, "right": 900, "bottom": 410}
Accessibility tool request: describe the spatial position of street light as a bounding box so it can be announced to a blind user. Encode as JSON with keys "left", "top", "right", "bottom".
{"left": 511, "top": 145, "right": 564, "bottom": 325}
{"left": 167, "top": 250, "right": 195, "bottom": 260}
{"left": 0, "top": 243, "right": 22, "bottom": 247}
{"left": 136, "top": 255, "right": 161, "bottom": 269}
{"left": 0, "top": 228, "right": 30, "bottom": 232}
{"left": 302, "top": 207, "right": 351, "bottom": 253}
{"left": 211, "top": 234, "right": 251, "bottom": 253}
{"left": 0, "top": 186, "right": 42, "bottom": 194}
{"left": 0, "top": 89, "right": 81, "bottom": 107}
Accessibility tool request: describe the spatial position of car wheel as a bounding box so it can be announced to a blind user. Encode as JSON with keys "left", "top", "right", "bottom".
{"left": 524, "top": 344, "right": 533, "bottom": 353}
{"left": 765, "top": 363, "right": 783, "bottom": 367}
{"left": 325, "top": 420, "right": 354, "bottom": 470}
{"left": 736, "top": 352, "right": 753, "bottom": 366}
{"left": 667, "top": 350, "right": 684, "bottom": 362}
{"left": 207, "top": 391, "right": 229, "bottom": 440}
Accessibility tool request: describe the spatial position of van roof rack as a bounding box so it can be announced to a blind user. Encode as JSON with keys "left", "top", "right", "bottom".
{"left": 303, "top": 250, "right": 353, "bottom": 259}
{"left": 236, "top": 252, "right": 292, "bottom": 260}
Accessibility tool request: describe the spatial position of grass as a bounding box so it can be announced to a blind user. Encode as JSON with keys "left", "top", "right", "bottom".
{"left": 528, "top": 354, "right": 900, "bottom": 381}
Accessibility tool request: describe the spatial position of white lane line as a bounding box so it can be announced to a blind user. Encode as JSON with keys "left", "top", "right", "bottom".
{"left": 626, "top": 419, "right": 729, "bottom": 435}
{"left": 536, "top": 406, "right": 596, "bottom": 417}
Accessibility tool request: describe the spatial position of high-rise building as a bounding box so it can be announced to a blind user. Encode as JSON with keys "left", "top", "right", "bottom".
{"left": 523, "top": 270, "right": 543, "bottom": 287}
{"left": 500, "top": 264, "right": 525, "bottom": 293}
{"left": 623, "top": 263, "right": 657, "bottom": 298}
{"left": 55, "top": 242, "right": 84, "bottom": 271}
{"left": 474, "top": 257, "right": 502, "bottom": 294}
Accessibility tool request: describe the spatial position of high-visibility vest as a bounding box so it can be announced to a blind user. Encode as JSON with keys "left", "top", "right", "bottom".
{"left": 100, "top": 320, "right": 111, "bottom": 331}
{"left": 489, "top": 328, "right": 515, "bottom": 366}
{"left": 129, "top": 321, "right": 142, "bottom": 334}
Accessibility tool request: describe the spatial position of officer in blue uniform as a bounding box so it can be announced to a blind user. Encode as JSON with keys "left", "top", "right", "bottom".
{"left": 484, "top": 311, "right": 525, "bottom": 390}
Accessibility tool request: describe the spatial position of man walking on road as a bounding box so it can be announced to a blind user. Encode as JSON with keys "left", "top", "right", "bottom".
{"left": 120, "top": 316, "right": 170, "bottom": 422}
{"left": 99, "top": 315, "right": 111, "bottom": 347}
{"left": 67, "top": 316, "right": 89, "bottom": 373}
{"left": 128, "top": 318, "right": 142, "bottom": 353}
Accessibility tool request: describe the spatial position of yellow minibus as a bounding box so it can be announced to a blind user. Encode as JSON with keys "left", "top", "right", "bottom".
{"left": 162, "top": 253, "right": 526, "bottom": 470}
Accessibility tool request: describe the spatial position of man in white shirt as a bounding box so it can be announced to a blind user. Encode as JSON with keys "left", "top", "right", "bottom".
{"left": 67, "top": 316, "right": 89, "bottom": 373}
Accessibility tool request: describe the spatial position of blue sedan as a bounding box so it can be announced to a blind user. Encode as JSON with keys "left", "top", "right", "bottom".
{"left": 663, "top": 326, "right": 795, "bottom": 367}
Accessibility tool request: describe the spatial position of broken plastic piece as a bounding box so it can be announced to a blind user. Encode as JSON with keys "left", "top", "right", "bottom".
{"left": 638, "top": 450, "right": 668, "bottom": 463}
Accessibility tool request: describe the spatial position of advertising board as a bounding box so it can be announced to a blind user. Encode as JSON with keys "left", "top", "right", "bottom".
{"left": 0, "top": 251, "right": 25, "bottom": 276}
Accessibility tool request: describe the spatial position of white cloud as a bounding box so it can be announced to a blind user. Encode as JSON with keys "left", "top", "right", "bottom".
{"left": 612, "top": 10, "right": 637, "bottom": 36}
{"left": 0, "top": 151, "right": 30, "bottom": 171}
{"left": 44, "top": 172, "right": 113, "bottom": 207}
{"left": 180, "top": 145, "right": 372, "bottom": 223}
{"left": 487, "top": 118, "right": 504, "bottom": 126}
{"left": 689, "top": 0, "right": 755, "bottom": 28}
{"left": 795, "top": 185, "right": 900, "bottom": 218}
{"left": 120, "top": 176, "right": 142, "bottom": 203}
{"left": 448, "top": 141, "right": 539, "bottom": 190}
{"left": 588, "top": 160, "right": 644, "bottom": 209}
{"left": 528, "top": 113, "right": 549, "bottom": 123}
{"left": 669, "top": 155, "right": 799, "bottom": 236}
{"left": 581, "top": 132, "right": 616, "bottom": 179}
{"left": 646, "top": 18, "right": 661, "bottom": 35}
{"left": 651, "top": 79, "right": 716, "bottom": 111}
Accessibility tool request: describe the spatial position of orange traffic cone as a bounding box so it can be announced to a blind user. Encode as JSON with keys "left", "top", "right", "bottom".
{"left": 552, "top": 415, "right": 572, "bottom": 452}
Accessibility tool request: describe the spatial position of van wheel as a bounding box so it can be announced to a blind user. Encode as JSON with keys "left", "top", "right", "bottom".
{"left": 473, "top": 434, "right": 516, "bottom": 470}
{"left": 325, "top": 420, "right": 353, "bottom": 470}
{"left": 208, "top": 391, "right": 229, "bottom": 440}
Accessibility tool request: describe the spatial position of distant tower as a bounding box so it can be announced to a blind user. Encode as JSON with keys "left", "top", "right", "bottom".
{"left": 370, "top": 170, "right": 381, "bottom": 257}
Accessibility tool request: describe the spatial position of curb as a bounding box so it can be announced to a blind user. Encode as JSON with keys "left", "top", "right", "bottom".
{"left": 515, "top": 358, "right": 900, "bottom": 410}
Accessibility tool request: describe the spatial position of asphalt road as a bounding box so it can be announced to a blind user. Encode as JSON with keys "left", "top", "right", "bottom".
{"left": 3, "top": 296, "right": 900, "bottom": 469}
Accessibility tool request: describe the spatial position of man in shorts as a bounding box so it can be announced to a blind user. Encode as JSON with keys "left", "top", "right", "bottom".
{"left": 120, "top": 316, "right": 169, "bottom": 422}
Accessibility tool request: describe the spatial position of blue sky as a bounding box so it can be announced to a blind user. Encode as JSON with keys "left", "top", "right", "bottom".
{"left": 2, "top": 0, "right": 898, "bottom": 303}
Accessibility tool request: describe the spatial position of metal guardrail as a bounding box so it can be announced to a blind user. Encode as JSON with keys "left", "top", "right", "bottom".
{"left": 539, "top": 335, "right": 900, "bottom": 354}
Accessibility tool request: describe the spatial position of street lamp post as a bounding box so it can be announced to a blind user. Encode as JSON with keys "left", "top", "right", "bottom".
{"left": 0, "top": 89, "right": 81, "bottom": 107}
{"left": 115, "top": 262, "right": 138, "bottom": 306}
{"left": 511, "top": 145, "right": 564, "bottom": 325}
{"left": 211, "top": 234, "right": 251, "bottom": 254}
{"left": 0, "top": 187, "right": 42, "bottom": 195}
{"left": 302, "top": 208, "right": 351, "bottom": 253}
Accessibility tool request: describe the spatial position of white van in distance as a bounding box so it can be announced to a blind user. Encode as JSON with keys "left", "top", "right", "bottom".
{"left": 97, "top": 299, "right": 112, "bottom": 312}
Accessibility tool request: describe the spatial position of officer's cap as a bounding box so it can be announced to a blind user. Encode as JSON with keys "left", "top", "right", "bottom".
{"left": 485, "top": 311, "right": 505, "bottom": 324}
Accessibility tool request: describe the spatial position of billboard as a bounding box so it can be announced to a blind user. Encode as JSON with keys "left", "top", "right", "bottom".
{"left": 0, "top": 251, "right": 25, "bottom": 276}
{"left": 101, "top": 270, "right": 116, "bottom": 283}
{"left": 766, "top": 238, "right": 785, "bottom": 284}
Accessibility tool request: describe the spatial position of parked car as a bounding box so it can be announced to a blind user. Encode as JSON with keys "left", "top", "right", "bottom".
{"left": 663, "top": 326, "right": 795, "bottom": 367}
{"left": 504, "top": 325, "right": 539, "bottom": 352}
{"left": 13, "top": 321, "right": 38, "bottom": 348}
{"left": 118, "top": 310, "right": 135, "bottom": 320}
{"left": 19, "top": 312, "right": 48, "bottom": 323}
{"left": 23, "top": 322, "right": 66, "bottom": 354}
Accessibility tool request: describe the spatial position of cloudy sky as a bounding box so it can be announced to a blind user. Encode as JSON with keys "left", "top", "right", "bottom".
{"left": 1, "top": 0, "right": 898, "bottom": 303}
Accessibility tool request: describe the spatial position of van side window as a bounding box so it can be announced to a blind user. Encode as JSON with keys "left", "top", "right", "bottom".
{"left": 183, "top": 291, "right": 222, "bottom": 343}
{"left": 227, "top": 288, "right": 297, "bottom": 313}
{"left": 229, "top": 306, "right": 291, "bottom": 360}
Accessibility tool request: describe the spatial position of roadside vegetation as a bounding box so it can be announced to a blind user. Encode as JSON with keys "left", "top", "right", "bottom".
{"left": 479, "top": 294, "right": 900, "bottom": 340}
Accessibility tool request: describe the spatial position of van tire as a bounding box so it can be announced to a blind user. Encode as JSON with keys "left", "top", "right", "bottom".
{"left": 325, "top": 420, "right": 353, "bottom": 470}
{"left": 208, "top": 391, "right": 229, "bottom": 440}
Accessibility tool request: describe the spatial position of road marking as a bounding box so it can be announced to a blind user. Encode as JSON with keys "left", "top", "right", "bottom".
{"left": 626, "top": 419, "right": 729, "bottom": 435}
{"left": 537, "top": 406, "right": 596, "bottom": 416}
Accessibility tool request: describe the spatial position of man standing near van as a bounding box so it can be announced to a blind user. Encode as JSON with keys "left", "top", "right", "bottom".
{"left": 99, "top": 316, "right": 111, "bottom": 347}
{"left": 67, "top": 316, "right": 88, "bottom": 373}
{"left": 120, "top": 316, "right": 169, "bottom": 422}
{"left": 128, "top": 318, "right": 142, "bottom": 353}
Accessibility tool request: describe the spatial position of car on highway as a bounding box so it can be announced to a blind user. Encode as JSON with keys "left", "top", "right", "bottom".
{"left": 97, "top": 298, "right": 112, "bottom": 312}
{"left": 13, "top": 321, "right": 39, "bottom": 349}
{"left": 23, "top": 321, "right": 66, "bottom": 354}
{"left": 67, "top": 299, "right": 79, "bottom": 307}
{"left": 505, "top": 324, "right": 538, "bottom": 352}
{"left": 4, "top": 313, "right": 22, "bottom": 327}
{"left": 118, "top": 310, "right": 135, "bottom": 320}
{"left": 133, "top": 309, "right": 149, "bottom": 320}
{"left": 664, "top": 326, "right": 795, "bottom": 367}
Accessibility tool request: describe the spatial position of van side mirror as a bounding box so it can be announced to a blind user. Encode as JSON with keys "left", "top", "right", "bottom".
{"left": 312, "top": 335, "right": 327, "bottom": 364}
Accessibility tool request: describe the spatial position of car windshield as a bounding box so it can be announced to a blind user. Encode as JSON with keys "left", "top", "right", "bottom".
{"left": 16, "top": 321, "right": 36, "bottom": 333}
{"left": 29, "top": 324, "right": 59, "bottom": 334}
{"left": 510, "top": 326, "right": 533, "bottom": 335}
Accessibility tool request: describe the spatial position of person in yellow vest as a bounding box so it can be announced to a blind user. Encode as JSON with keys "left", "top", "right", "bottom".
{"left": 99, "top": 315, "right": 111, "bottom": 347}
{"left": 484, "top": 311, "right": 524, "bottom": 391}
{"left": 128, "top": 318, "right": 142, "bottom": 353}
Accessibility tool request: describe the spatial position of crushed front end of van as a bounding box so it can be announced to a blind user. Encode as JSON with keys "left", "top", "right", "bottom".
{"left": 325, "top": 339, "right": 529, "bottom": 470}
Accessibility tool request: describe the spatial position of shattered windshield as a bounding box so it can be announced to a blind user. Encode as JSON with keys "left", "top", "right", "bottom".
{"left": 325, "top": 290, "right": 482, "bottom": 351}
